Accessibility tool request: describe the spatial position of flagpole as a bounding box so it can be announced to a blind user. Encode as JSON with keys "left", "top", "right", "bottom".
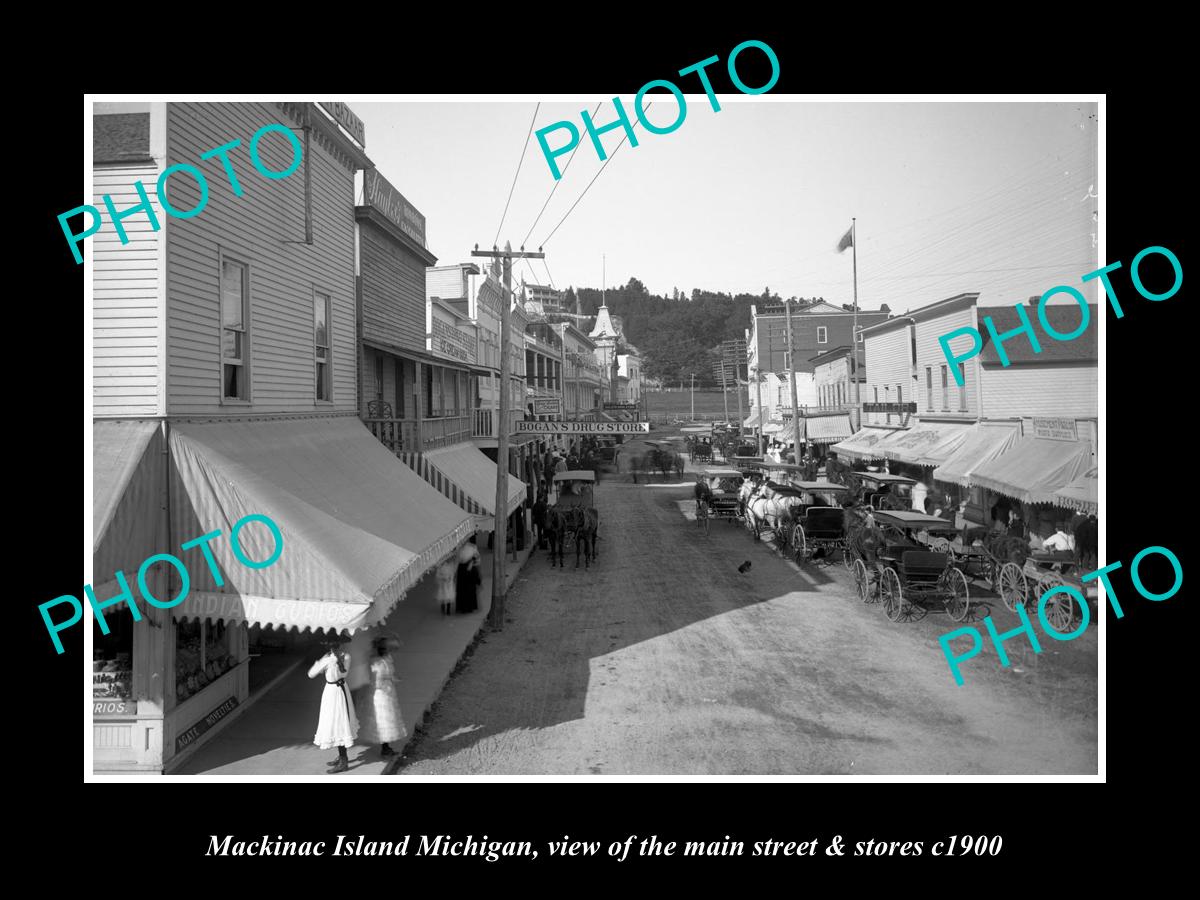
{"left": 851, "top": 217, "right": 861, "bottom": 427}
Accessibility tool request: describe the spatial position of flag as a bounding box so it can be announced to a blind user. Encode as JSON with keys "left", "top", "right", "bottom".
{"left": 837, "top": 224, "right": 854, "bottom": 253}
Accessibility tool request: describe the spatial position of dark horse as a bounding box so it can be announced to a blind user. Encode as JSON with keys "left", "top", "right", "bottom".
{"left": 843, "top": 504, "right": 886, "bottom": 565}
{"left": 563, "top": 505, "right": 600, "bottom": 569}
{"left": 543, "top": 507, "right": 569, "bottom": 568}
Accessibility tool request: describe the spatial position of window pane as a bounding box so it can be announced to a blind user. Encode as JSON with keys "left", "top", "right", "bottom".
{"left": 316, "top": 346, "right": 327, "bottom": 361}
{"left": 224, "top": 363, "right": 240, "bottom": 398}
{"left": 316, "top": 362, "right": 328, "bottom": 401}
{"left": 222, "top": 329, "right": 242, "bottom": 361}
{"left": 221, "top": 261, "right": 245, "bottom": 329}
{"left": 314, "top": 292, "right": 329, "bottom": 347}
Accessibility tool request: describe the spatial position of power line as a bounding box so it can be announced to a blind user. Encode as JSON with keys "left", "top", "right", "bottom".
{"left": 522, "top": 102, "right": 602, "bottom": 249}
{"left": 494, "top": 102, "right": 541, "bottom": 247}
{"left": 539, "top": 103, "right": 651, "bottom": 248}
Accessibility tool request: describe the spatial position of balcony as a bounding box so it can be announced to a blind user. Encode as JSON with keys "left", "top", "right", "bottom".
{"left": 471, "top": 407, "right": 524, "bottom": 440}
{"left": 363, "top": 415, "right": 472, "bottom": 453}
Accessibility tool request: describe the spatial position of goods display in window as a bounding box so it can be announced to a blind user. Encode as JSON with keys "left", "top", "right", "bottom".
{"left": 93, "top": 653, "right": 132, "bottom": 699}
{"left": 175, "top": 621, "right": 237, "bottom": 703}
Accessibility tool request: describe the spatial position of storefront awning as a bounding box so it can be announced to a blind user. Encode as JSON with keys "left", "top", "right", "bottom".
{"left": 1054, "top": 465, "right": 1098, "bottom": 515}
{"left": 805, "top": 414, "right": 854, "bottom": 445}
{"left": 931, "top": 421, "right": 1022, "bottom": 486}
{"left": 743, "top": 408, "right": 765, "bottom": 430}
{"left": 831, "top": 426, "right": 903, "bottom": 461}
{"left": 405, "top": 443, "right": 526, "bottom": 530}
{"left": 168, "top": 417, "right": 473, "bottom": 633}
{"left": 94, "top": 419, "right": 163, "bottom": 581}
{"left": 969, "top": 435, "right": 1094, "bottom": 505}
{"left": 879, "top": 421, "right": 971, "bottom": 466}
{"left": 761, "top": 419, "right": 785, "bottom": 436}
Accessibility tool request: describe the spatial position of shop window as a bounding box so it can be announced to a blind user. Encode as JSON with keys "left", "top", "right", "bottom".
{"left": 93, "top": 611, "right": 134, "bottom": 711}
{"left": 925, "top": 367, "right": 933, "bottom": 411}
{"left": 314, "top": 290, "right": 331, "bottom": 402}
{"left": 175, "top": 619, "right": 235, "bottom": 706}
{"left": 220, "top": 255, "right": 249, "bottom": 401}
{"left": 958, "top": 362, "right": 968, "bottom": 411}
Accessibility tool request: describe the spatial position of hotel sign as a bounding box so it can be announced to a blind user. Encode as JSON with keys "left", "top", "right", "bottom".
{"left": 1032, "top": 417, "right": 1078, "bottom": 441}
{"left": 517, "top": 421, "right": 650, "bottom": 434}
{"left": 318, "top": 102, "right": 366, "bottom": 147}
{"left": 364, "top": 168, "right": 426, "bottom": 248}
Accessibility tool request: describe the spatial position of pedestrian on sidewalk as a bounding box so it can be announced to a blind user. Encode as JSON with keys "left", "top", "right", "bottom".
{"left": 532, "top": 490, "right": 548, "bottom": 549}
{"left": 307, "top": 633, "right": 358, "bottom": 774}
{"left": 355, "top": 634, "right": 408, "bottom": 759}
{"left": 436, "top": 554, "right": 457, "bottom": 615}
{"left": 456, "top": 535, "right": 482, "bottom": 614}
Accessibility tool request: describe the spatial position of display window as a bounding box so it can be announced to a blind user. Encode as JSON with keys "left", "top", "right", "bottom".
{"left": 93, "top": 614, "right": 133, "bottom": 707}
{"left": 175, "top": 620, "right": 237, "bottom": 705}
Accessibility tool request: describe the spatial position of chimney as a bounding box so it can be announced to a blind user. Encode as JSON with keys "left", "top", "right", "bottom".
{"left": 880, "top": 303, "right": 891, "bottom": 313}
{"left": 1027, "top": 296, "right": 1040, "bottom": 306}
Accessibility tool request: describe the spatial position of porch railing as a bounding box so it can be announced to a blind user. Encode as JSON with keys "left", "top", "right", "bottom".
{"left": 362, "top": 415, "right": 472, "bottom": 453}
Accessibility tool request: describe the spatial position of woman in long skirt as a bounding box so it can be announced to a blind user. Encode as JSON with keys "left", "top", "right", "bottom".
{"left": 355, "top": 635, "right": 408, "bottom": 758}
{"left": 456, "top": 535, "right": 482, "bottom": 614}
{"left": 307, "top": 635, "right": 359, "bottom": 773}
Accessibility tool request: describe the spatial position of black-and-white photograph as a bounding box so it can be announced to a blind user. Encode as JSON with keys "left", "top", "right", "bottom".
{"left": 79, "top": 94, "right": 1102, "bottom": 778}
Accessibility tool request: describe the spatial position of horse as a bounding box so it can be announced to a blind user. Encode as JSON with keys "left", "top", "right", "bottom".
{"left": 744, "top": 481, "right": 805, "bottom": 543}
{"left": 1074, "top": 515, "right": 1098, "bottom": 571}
{"left": 843, "top": 504, "right": 886, "bottom": 566}
{"left": 562, "top": 505, "right": 600, "bottom": 569}
{"left": 543, "top": 507, "right": 569, "bottom": 568}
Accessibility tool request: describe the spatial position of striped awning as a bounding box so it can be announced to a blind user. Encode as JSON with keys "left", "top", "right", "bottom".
{"left": 804, "top": 414, "right": 854, "bottom": 444}
{"left": 830, "top": 426, "right": 903, "bottom": 461}
{"left": 970, "top": 436, "right": 1094, "bottom": 505}
{"left": 94, "top": 419, "right": 163, "bottom": 582}
{"left": 401, "top": 443, "right": 526, "bottom": 530}
{"left": 1054, "top": 466, "right": 1098, "bottom": 514}
{"left": 932, "top": 421, "right": 1022, "bottom": 486}
{"left": 167, "top": 417, "right": 473, "bottom": 634}
{"left": 879, "top": 421, "right": 971, "bottom": 466}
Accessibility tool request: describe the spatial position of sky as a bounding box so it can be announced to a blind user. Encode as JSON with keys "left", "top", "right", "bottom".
{"left": 354, "top": 99, "right": 1098, "bottom": 313}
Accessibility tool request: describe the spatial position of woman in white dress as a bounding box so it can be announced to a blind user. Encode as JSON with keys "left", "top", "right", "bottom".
{"left": 436, "top": 556, "right": 457, "bottom": 615}
{"left": 355, "top": 635, "right": 408, "bottom": 758}
{"left": 307, "top": 635, "right": 359, "bottom": 773}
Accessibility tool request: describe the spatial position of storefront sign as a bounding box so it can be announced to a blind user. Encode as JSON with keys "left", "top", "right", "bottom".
{"left": 363, "top": 169, "right": 426, "bottom": 248}
{"left": 318, "top": 102, "right": 366, "bottom": 147}
{"left": 94, "top": 699, "right": 135, "bottom": 716}
{"left": 430, "top": 318, "right": 477, "bottom": 364}
{"left": 1031, "top": 417, "right": 1078, "bottom": 441}
{"left": 533, "top": 398, "right": 561, "bottom": 415}
{"left": 176, "top": 696, "right": 239, "bottom": 752}
{"left": 517, "top": 421, "right": 650, "bottom": 434}
{"left": 603, "top": 402, "right": 638, "bottom": 410}
{"left": 862, "top": 402, "right": 917, "bottom": 414}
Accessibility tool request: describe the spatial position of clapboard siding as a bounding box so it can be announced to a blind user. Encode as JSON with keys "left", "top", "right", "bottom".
{"left": 165, "top": 102, "right": 357, "bottom": 415}
{"left": 94, "top": 164, "right": 162, "bottom": 417}
{"left": 862, "top": 326, "right": 911, "bottom": 426}
{"left": 360, "top": 222, "right": 427, "bottom": 353}
{"left": 981, "top": 365, "right": 1097, "bottom": 418}
{"left": 914, "top": 306, "right": 978, "bottom": 417}
{"left": 426, "top": 267, "right": 464, "bottom": 302}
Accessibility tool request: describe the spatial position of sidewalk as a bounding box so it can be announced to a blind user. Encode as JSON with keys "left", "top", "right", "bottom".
{"left": 174, "top": 539, "right": 532, "bottom": 776}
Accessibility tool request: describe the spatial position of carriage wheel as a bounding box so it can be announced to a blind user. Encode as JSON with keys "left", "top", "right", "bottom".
{"left": 882, "top": 568, "right": 905, "bottom": 621}
{"left": 852, "top": 558, "right": 870, "bottom": 603}
{"left": 792, "top": 524, "right": 807, "bottom": 563}
{"left": 997, "top": 562, "right": 1027, "bottom": 613}
{"left": 942, "top": 567, "right": 971, "bottom": 622}
{"left": 1036, "top": 572, "right": 1076, "bottom": 632}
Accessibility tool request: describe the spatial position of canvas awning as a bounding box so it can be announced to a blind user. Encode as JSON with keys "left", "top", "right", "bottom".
{"left": 969, "top": 435, "right": 1094, "bottom": 505}
{"left": 932, "top": 421, "right": 1022, "bottom": 486}
{"left": 167, "top": 417, "right": 473, "bottom": 633}
{"left": 93, "top": 419, "right": 164, "bottom": 582}
{"left": 761, "top": 419, "right": 785, "bottom": 436}
{"left": 1054, "top": 465, "right": 1098, "bottom": 515}
{"left": 830, "top": 426, "right": 903, "bottom": 461}
{"left": 404, "top": 443, "right": 526, "bottom": 530}
{"left": 805, "top": 414, "right": 854, "bottom": 445}
{"left": 743, "top": 408, "right": 765, "bottom": 430}
{"left": 879, "top": 421, "right": 971, "bottom": 466}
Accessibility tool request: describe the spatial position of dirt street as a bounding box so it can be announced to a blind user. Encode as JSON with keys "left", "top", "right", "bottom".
{"left": 399, "top": 450, "right": 1097, "bottom": 776}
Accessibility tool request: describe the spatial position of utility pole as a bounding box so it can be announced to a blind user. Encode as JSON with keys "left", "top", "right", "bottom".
{"left": 471, "top": 241, "right": 544, "bottom": 631}
{"left": 753, "top": 365, "right": 764, "bottom": 453}
{"left": 783, "top": 298, "right": 801, "bottom": 464}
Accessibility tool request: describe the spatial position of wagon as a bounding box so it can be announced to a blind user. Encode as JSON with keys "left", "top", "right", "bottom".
{"left": 552, "top": 469, "right": 595, "bottom": 509}
{"left": 695, "top": 467, "right": 744, "bottom": 535}
{"left": 997, "top": 549, "right": 1096, "bottom": 633}
{"left": 851, "top": 510, "right": 971, "bottom": 623}
{"left": 786, "top": 481, "right": 851, "bottom": 565}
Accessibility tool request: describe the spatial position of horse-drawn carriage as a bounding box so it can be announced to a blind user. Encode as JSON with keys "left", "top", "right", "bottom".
{"left": 694, "top": 467, "right": 744, "bottom": 535}
{"left": 785, "top": 481, "right": 851, "bottom": 565}
{"left": 848, "top": 510, "right": 971, "bottom": 623}
{"left": 546, "top": 471, "right": 600, "bottom": 569}
{"left": 848, "top": 471, "right": 917, "bottom": 510}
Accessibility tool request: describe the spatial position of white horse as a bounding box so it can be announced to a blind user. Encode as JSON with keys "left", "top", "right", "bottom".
{"left": 744, "top": 482, "right": 806, "bottom": 542}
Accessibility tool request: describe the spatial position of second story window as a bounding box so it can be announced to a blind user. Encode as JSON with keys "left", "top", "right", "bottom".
{"left": 959, "top": 362, "right": 969, "bottom": 412}
{"left": 817, "top": 326, "right": 828, "bottom": 344}
{"left": 314, "top": 290, "right": 331, "bottom": 402}
{"left": 220, "top": 255, "right": 249, "bottom": 401}
{"left": 925, "top": 367, "right": 933, "bottom": 411}
{"left": 940, "top": 364, "right": 949, "bottom": 411}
